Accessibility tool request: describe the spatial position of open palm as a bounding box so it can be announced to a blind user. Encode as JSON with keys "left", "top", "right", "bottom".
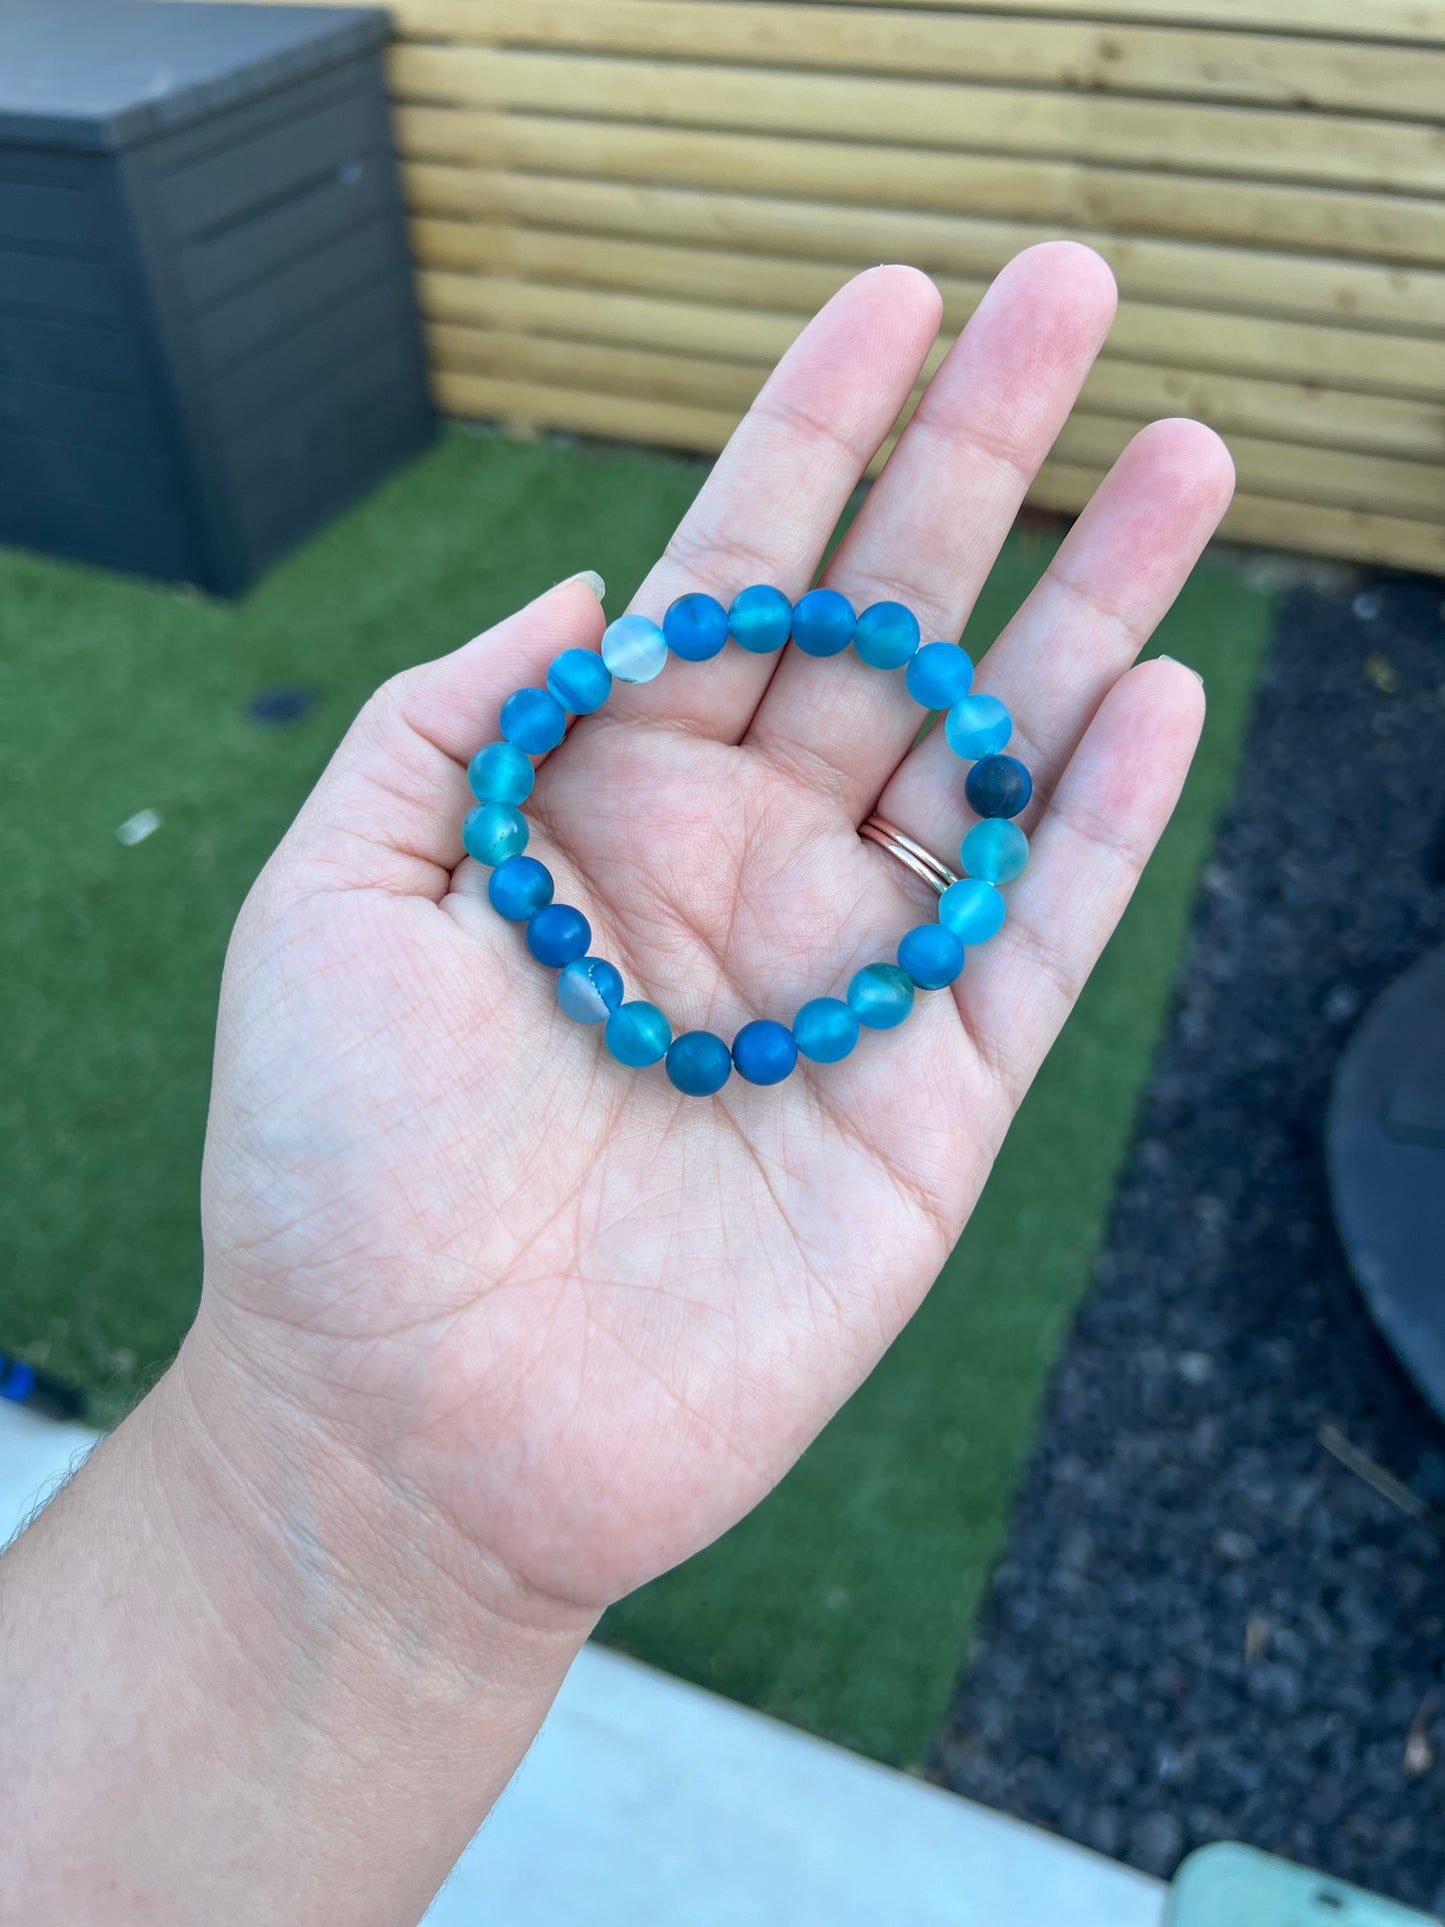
{"left": 196, "top": 247, "right": 1232, "bottom": 1625}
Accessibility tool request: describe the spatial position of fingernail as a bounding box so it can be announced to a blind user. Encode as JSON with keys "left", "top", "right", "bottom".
{"left": 557, "top": 569, "right": 606, "bottom": 601}
{"left": 1158, "top": 654, "right": 1204, "bottom": 687}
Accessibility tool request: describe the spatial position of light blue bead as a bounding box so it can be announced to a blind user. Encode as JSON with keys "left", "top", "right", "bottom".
{"left": 853, "top": 600, "right": 920, "bottom": 670}
{"left": 732, "top": 1018, "right": 798, "bottom": 1086}
{"left": 962, "top": 817, "right": 1029, "bottom": 884}
{"left": 847, "top": 962, "right": 914, "bottom": 1030}
{"left": 463, "top": 801, "right": 527, "bottom": 867}
{"left": 487, "top": 853, "right": 553, "bottom": 921}
{"left": 906, "top": 642, "right": 974, "bottom": 711}
{"left": 898, "top": 922, "right": 965, "bottom": 990}
{"left": 557, "top": 956, "right": 624, "bottom": 1023}
{"left": 665, "top": 1029, "right": 733, "bottom": 1096}
{"left": 939, "top": 877, "right": 1006, "bottom": 945}
{"left": 728, "top": 583, "right": 792, "bottom": 654}
{"left": 468, "top": 740, "right": 534, "bottom": 805}
{"left": 664, "top": 592, "right": 729, "bottom": 661}
{"left": 547, "top": 648, "right": 612, "bottom": 715}
{"left": 791, "top": 587, "right": 855, "bottom": 657}
{"left": 605, "top": 1000, "right": 672, "bottom": 1067}
{"left": 944, "top": 693, "right": 1012, "bottom": 761}
{"left": 500, "top": 685, "right": 566, "bottom": 754}
{"left": 601, "top": 613, "right": 668, "bottom": 684}
{"left": 792, "top": 996, "right": 859, "bottom": 1064}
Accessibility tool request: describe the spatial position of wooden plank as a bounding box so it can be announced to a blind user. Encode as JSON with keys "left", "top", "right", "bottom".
{"left": 405, "top": 166, "right": 1445, "bottom": 339}
{"left": 391, "top": 46, "right": 1445, "bottom": 197}
{"left": 395, "top": 109, "right": 1445, "bottom": 267}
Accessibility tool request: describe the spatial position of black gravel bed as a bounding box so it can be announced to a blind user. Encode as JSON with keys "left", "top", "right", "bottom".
{"left": 932, "top": 568, "right": 1445, "bottom": 1912}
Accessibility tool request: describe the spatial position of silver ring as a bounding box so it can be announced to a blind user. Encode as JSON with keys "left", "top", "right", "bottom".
{"left": 858, "top": 814, "right": 957, "bottom": 896}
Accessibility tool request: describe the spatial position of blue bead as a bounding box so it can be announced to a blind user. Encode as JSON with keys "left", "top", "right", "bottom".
{"left": 601, "top": 613, "right": 668, "bottom": 684}
{"left": 527, "top": 903, "right": 591, "bottom": 967}
{"left": 792, "top": 996, "right": 860, "bottom": 1064}
{"left": 665, "top": 1029, "right": 733, "bottom": 1096}
{"left": 944, "top": 693, "right": 1012, "bottom": 760}
{"left": 546, "top": 648, "right": 612, "bottom": 715}
{"left": 962, "top": 818, "right": 1029, "bottom": 884}
{"left": 463, "top": 801, "right": 527, "bottom": 867}
{"left": 898, "top": 922, "right": 965, "bottom": 990}
{"left": 965, "top": 753, "right": 1032, "bottom": 819}
{"left": 605, "top": 1000, "right": 672, "bottom": 1067}
{"left": 468, "top": 740, "right": 534, "bottom": 805}
{"left": 906, "top": 642, "right": 974, "bottom": 711}
{"left": 847, "top": 962, "right": 915, "bottom": 1030}
{"left": 939, "top": 877, "right": 1006, "bottom": 945}
{"left": 791, "top": 587, "right": 856, "bottom": 657}
{"left": 664, "top": 592, "right": 729, "bottom": 661}
{"left": 732, "top": 1018, "right": 798, "bottom": 1086}
{"left": 557, "top": 956, "right": 624, "bottom": 1023}
{"left": 728, "top": 583, "right": 792, "bottom": 654}
{"left": 487, "top": 853, "right": 553, "bottom": 921}
{"left": 500, "top": 685, "right": 567, "bottom": 754}
{"left": 853, "top": 600, "right": 920, "bottom": 670}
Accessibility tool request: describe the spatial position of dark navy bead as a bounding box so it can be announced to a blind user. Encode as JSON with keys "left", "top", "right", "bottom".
{"left": 898, "top": 923, "right": 965, "bottom": 990}
{"left": 728, "top": 584, "right": 792, "bottom": 654}
{"left": 500, "top": 685, "right": 567, "bottom": 754}
{"left": 666, "top": 1029, "right": 733, "bottom": 1096}
{"left": 526, "top": 903, "right": 590, "bottom": 967}
{"left": 965, "top": 753, "right": 1033, "bottom": 819}
{"left": 731, "top": 1019, "right": 798, "bottom": 1086}
{"left": 488, "top": 854, "right": 554, "bottom": 921}
{"left": 790, "top": 587, "right": 856, "bottom": 657}
{"left": 664, "top": 592, "right": 729, "bottom": 661}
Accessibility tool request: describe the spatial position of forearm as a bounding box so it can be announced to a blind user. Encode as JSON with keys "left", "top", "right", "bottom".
{"left": 1, "top": 1330, "right": 592, "bottom": 1927}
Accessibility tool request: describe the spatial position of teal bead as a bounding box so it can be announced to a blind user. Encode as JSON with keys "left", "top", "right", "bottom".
{"left": 731, "top": 1018, "right": 797, "bottom": 1086}
{"left": 853, "top": 600, "right": 920, "bottom": 670}
{"left": 939, "top": 877, "right": 1006, "bottom": 945}
{"left": 898, "top": 922, "right": 965, "bottom": 989}
{"left": 605, "top": 1000, "right": 672, "bottom": 1067}
{"left": 500, "top": 685, "right": 567, "bottom": 754}
{"left": 664, "top": 592, "right": 729, "bottom": 661}
{"left": 847, "top": 962, "right": 915, "bottom": 1030}
{"left": 906, "top": 642, "right": 973, "bottom": 711}
{"left": 962, "top": 817, "right": 1029, "bottom": 884}
{"left": 601, "top": 613, "right": 667, "bottom": 684}
{"left": 463, "top": 801, "right": 528, "bottom": 867}
{"left": 944, "top": 693, "right": 1012, "bottom": 760}
{"left": 791, "top": 587, "right": 855, "bottom": 657}
{"left": 468, "top": 740, "right": 534, "bottom": 805}
{"left": 665, "top": 1029, "right": 733, "bottom": 1096}
{"left": 728, "top": 583, "right": 792, "bottom": 654}
{"left": 792, "top": 996, "right": 859, "bottom": 1064}
{"left": 547, "top": 648, "right": 612, "bottom": 715}
{"left": 557, "top": 956, "right": 624, "bottom": 1023}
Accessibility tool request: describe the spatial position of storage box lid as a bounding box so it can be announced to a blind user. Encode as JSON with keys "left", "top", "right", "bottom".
{"left": 0, "top": 1, "right": 390, "bottom": 151}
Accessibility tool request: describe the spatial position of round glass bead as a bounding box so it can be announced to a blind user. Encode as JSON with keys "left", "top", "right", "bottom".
{"left": 500, "top": 685, "right": 567, "bottom": 755}
{"left": 463, "top": 801, "right": 528, "bottom": 867}
{"left": 847, "top": 962, "right": 915, "bottom": 1030}
{"left": 906, "top": 642, "right": 974, "bottom": 711}
{"left": 664, "top": 592, "right": 729, "bottom": 662}
{"left": 468, "top": 740, "right": 534, "bottom": 805}
{"left": 965, "top": 753, "right": 1033, "bottom": 819}
{"left": 546, "top": 648, "right": 612, "bottom": 715}
{"left": 944, "top": 693, "right": 1012, "bottom": 761}
{"left": 732, "top": 1018, "right": 798, "bottom": 1086}
{"left": 853, "top": 600, "right": 920, "bottom": 670}
{"left": 792, "top": 996, "right": 859, "bottom": 1064}
{"left": 665, "top": 1029, "right": 733, "bottom": 1096}
{"left": 728, "top": 583, "right": 792, "bottom": 654}
{"left": 605, "top": 1000, "right": 672, "bottom": 1067}
{"left": 791, "top": 587, "right": 856, "bottom": 658}
{"left": 601, "top": 613, "right": 667, "bottom": 684}
{"left": 527, "top": 903, "right": 590, "bottom": 967}
{"left": 962, "top": 817, "right": 1029, "bottom": 884}
{"left": 557, "top": 956, "right": 624, "bottom": 1023}
{"left": 939, "top": 877, "right": 1006, "bottom": 945}
{"left": 487, "top": 853, "right": 553, "bottom": 921}
{"left": 898, "top": 922, "right": 965, "bottom": 990}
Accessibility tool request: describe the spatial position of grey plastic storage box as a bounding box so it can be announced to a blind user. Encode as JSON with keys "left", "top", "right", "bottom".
{"left": 0, "top": 1, "right": 435, "bottom": 593}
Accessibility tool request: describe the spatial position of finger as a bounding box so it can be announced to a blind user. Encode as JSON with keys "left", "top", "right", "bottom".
{"left": 272, "top": 576, "right": 606, "bottom": 897}
{"left": 875, "top": 416, "right": 1234, "bottom": 867}
{"left": 745, "top": 243, "right": 1117, "bottom": 811}
{"left": 590, "top": 265, "right": 942, "bottom": 747}
{"left": 957, "top": 657, "right": 1206, "bottom": 1113}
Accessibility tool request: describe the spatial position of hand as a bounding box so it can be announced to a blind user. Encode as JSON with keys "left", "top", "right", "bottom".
{"left": 195, "top": 244, "right": 1232, "bottom": 1636}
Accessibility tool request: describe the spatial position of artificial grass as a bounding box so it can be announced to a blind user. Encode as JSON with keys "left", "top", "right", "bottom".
{"left": 0, "top": 425, "right": 1273, "bottom": 1762}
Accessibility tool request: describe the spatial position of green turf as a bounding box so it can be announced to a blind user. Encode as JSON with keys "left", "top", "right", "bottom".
{"left": 0, "top": 425, "right": 1273, "bottom": 1761}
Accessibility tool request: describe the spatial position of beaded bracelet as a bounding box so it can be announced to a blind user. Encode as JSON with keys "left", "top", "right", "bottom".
{"left": 461, "top": 586, "right": 1032, "bottom": 1097}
